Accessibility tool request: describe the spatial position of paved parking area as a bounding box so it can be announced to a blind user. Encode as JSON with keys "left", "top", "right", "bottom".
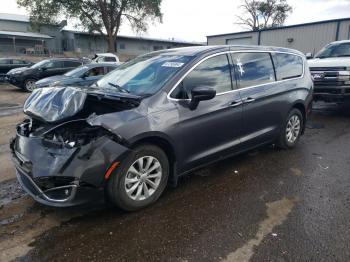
{"left": 0, "top": 84, "right": 349, "bottom": 261}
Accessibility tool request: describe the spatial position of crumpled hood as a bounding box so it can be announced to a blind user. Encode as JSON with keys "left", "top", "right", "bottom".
{"left": 36, "top": 75, "right": 71, "bottom": 87}
{"left": 23, "top": 86, "right": 142, "bottom": 124}
{"left": 24, "top": 87, "right": 87, "bottom": 123}
{"left": 308, "top": 57, "right": 350, "bottom": 68}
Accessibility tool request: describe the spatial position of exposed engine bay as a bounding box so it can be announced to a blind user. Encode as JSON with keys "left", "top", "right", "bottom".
{"left": 17, "top": 117, "right": 128, "bottom": 150}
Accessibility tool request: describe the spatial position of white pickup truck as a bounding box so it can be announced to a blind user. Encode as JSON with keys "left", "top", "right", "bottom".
{"left": 308, "top": 40, "right": 350, "bottom": 103}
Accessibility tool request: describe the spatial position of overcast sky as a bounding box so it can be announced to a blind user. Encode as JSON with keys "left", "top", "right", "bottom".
{"left": 3, "top": 0, "right": 350, "bottom": 42}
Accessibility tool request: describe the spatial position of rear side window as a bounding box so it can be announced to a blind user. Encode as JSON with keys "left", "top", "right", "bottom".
{"left": 0, "top": 59, "right": 11, "bottom": 65}
{"left": 171, "top": 54, "right": 233, "bottom": 99}
{"left": 273, "top": 53, "right": 303, "bottom": 80}
{"left": 12, "top": 60, "right": 26, "bottom": 65}
{"left": 231, "top": 52, "right": 275, "bottom": 89}
{"left": 64, "top": 61, "right": 81, "bottom": 68}
{"left": 104, "top": 56, "right": 117, "bottom": 62}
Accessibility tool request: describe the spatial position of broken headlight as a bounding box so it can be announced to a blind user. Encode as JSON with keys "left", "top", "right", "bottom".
{"left": 42, "top": 120, "right": 127, "bottom": 148}
{"left": 43, "top": 121, "right": 111, "bottom": 148}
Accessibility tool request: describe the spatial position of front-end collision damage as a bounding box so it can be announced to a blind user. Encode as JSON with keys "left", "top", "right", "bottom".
{"left": 11, "top": 117, "right": 131, "bottom": 206}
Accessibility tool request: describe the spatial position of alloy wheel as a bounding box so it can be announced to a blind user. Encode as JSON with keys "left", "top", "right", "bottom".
{"left": 286, "top": 115, "right": 301, "bottom": 144}
{"left": 124, "top": 156, "right": 162, "bottom": 201}
{"left": 25, "top": 80, "right": 36, "bottom": 91}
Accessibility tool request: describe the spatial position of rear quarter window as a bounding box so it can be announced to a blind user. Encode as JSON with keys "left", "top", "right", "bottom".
{"left": 231, "top": 52, "right": 275, "bottom": 89}
{"left": 272, "top": 53, "right": 303, "bottom": 80}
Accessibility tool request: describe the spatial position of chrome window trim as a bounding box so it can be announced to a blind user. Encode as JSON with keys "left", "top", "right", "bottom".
{"left": 167, "top": 50, "right": 305, "bottom": 102}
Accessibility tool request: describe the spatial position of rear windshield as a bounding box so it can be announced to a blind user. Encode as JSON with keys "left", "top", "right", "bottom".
{"left": 95, "top": 54, "right": 193, "bottom": 96}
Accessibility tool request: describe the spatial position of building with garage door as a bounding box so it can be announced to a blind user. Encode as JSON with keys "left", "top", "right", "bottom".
{"left": 207, "top": 17, "right": 350, "bottom": 55}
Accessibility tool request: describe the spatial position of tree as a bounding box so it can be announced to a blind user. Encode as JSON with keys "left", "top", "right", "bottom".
{"left": 17, "top": 0, "right": 163, "bottom": 52}
{"left": 236, "top": 0, "right": 292, "bottom": 31}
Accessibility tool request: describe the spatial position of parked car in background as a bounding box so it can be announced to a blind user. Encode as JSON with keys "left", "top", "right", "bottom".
{"left": 93, "top": 53, "right": 120, "bottom": 64}
{"left": 308, "top": 40, "right": 350, "bottom": 103}
{"left": 35, "top": 63, "right": 118, "bottom": 89}
{"left": 0, "top": 58, "right": 33, "bottom": 82}
{"left": 6, "top": 58, "right": 89, "bottom": 91}
{"left": 11, "top": 46, "right": 313, "bottom": 210}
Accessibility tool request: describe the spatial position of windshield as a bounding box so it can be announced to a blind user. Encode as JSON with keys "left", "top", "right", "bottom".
{"left": 95, "top": 54, "right": 193, "bottom": 96}
{"left": 64, "top": 66, "right": 88, "bottom": 77}
{"left": 316, "top": 43, "right": 350, "bottom": 58}
{"left": 30, "top": 60, "right": 49, "bottom": 69}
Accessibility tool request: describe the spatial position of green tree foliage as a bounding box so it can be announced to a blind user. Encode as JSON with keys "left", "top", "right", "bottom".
{"left": 17, "top": 0, "right": 163, "bottom": 52}
{"left": 236, "top": 0, "right": 292, "bottom": 31}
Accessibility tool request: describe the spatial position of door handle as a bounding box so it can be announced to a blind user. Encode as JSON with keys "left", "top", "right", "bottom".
{"left": 243, "top": 97, "right": 255, "bottom": 104}
{"left": 229, "top": 100, "right": 243, "bottom": 107}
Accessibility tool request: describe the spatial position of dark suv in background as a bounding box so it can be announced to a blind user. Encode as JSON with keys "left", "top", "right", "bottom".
{"left": 6, "top": 58, "right": 89, "bottom": 91}
{"left": 11, "top": 46, "right": 313, "bottom": 210}
{"left": 0, "top": 58, "right": 33, "bottom": 81}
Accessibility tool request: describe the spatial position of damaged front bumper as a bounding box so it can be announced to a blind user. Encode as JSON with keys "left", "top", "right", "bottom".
{"left": 10, "top": 120, "right": 131, "bottom": 207}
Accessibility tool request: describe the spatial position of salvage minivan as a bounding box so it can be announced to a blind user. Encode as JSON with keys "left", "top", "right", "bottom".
{"left": 11, "top": 46, "right": 313, "bottom": 210}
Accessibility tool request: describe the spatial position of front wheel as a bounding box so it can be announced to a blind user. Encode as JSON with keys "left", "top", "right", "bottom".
{"left": 277, "top": 108, "right": 303, "bottom": 149}
{"left": 106, "top": 144, "right": 169, "bottom": 211}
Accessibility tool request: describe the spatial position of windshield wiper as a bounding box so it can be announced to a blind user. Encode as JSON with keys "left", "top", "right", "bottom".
{"left": 108, "top": 82, "right": 130, "bottom": 93}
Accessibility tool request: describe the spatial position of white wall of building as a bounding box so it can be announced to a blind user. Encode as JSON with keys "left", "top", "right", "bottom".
{"left": 207, "top": 19, "right": 350, "bottom": 55}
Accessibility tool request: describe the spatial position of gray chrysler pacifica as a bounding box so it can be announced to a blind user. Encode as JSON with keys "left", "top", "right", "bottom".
{"left": 11, "top": 46, "right": 313, "bottom": 210}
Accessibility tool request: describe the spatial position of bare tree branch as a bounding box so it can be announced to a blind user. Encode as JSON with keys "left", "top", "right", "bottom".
{"left": 235, "top": 0, "right": 292, "bottom": 31}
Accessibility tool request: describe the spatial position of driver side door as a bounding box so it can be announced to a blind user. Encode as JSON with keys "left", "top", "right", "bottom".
{"left": 169, "top": 53, "right": 243, "bottom": 172}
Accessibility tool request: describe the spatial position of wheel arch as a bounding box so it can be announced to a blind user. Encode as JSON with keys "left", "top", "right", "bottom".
{"left": 129, "top": 133, "right": 178, "bottom": 185}
{"left": 291, "top": 101, "right": 306, "bottom": 134}
{"left": 23, "top": 77, "right": 38, "bottom": 91}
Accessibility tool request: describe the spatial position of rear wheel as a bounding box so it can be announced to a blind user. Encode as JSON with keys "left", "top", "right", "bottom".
{"left": 277, "top": 108, "right": 303, "bottom": 149}
{"left": 23, "top": 79, "right": 36, "bottom": 92}
{"left": 106, "top": 144, "right": 169, "bottom": 211}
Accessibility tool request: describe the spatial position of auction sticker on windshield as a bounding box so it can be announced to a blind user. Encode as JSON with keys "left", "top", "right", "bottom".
{"left": 162, "top": 62, "right": 184, "bottom": 68}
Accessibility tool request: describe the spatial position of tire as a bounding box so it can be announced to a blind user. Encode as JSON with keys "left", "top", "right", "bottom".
{"left": 106, "top": 144, "right": 169, "bottom": 211}
{"left": 23, "top": 79, "right": 37, "bottom": 92}
{"left": 277, "top": 108, "right": 303, "bottom": 149}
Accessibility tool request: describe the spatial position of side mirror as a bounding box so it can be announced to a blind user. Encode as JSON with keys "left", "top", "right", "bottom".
{"left": 305, "top": 53, "right": 313, "bottom": 59}
{"left": 188, "top": 86, "right": 216, "bottom": 110}
{"left": 40, "top": 67, "right": 47, "bottom": 71}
